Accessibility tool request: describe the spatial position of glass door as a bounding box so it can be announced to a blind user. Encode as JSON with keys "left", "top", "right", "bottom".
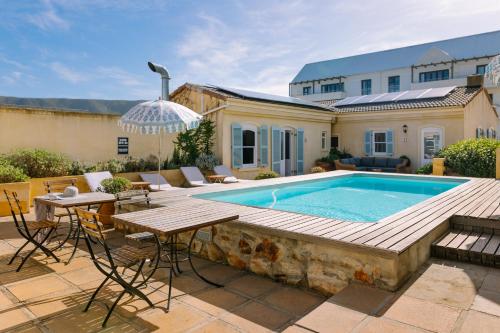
{"left": 421, "top": 128, "right": 443, "bottom": 165}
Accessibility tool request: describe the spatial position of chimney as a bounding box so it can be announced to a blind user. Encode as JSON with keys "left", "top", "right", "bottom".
{"left": 467, "top": 74, "right": 483, "bottom": 88}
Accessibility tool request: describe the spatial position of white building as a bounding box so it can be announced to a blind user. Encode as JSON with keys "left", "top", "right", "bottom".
{"left": 290, "top": 31, "right": 500, "bottom": 112}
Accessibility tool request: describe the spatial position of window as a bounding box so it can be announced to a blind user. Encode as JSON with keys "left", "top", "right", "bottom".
{"left": 321, "top": 83, "right": 344, "bottom": 93}
{"left": 419, "top": 69, "right": 449, "bottom": 82}
{"left": 242, "top": 126, "right": 257, "bottom": 167}
{"left": 303, "top": 86, "right": 312, "bottom": 95}
{"left": 361, "top": 79, "right": 372, "bottom": 95}
{"left": 331, "top": 135, "right": 339, "bottom": 149}
{"left": 476, "top": 65, "right": 486, "bottom": 75}
{"left": 373, "top": 131, "right": 387, "bottom": 155}
{"left": 388, "top": 76, "right": 400, "bottom": 92}
{"left": 321, "top": 131, "right": 327, "bottom": 150}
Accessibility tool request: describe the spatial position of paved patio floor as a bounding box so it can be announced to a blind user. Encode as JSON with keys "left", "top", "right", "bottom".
{"left": 1, "top": 216, "right": 500, "bottom": 332}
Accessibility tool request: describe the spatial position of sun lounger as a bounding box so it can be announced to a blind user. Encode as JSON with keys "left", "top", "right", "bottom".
{"left": 84, "top": 171, "right": 113, "bottom": 192}
{"left": 139, "top": 173, "right": 175, "bottom": 191}
{"left": 180, "top": 167, "right": 212, "bottom": 187}
{"left": 213, "top": 165, "right": 239, "bottom": 183}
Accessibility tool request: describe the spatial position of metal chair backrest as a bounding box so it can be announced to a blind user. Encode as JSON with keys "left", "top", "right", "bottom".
{"left": 3, "top": 190, "right": 27, "bottom": 228}
{"left": 44, "top": 178, "right": 77, "bottom": 193}
{"left": 115, "top": 189, "right": 150, "bottom": 211}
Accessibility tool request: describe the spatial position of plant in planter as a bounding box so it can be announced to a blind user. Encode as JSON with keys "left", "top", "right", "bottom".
{"left": 99, "top": 177, "right": 131, "bottom": 194}
{"left": 5, "top": 148, "right": 72, "bottom": 178}
{"left": 0, "top": 162, "right": 30, "bottom": 216}
{"left": 195, "top": 153, "right": 220, "bottom": 173}
{"left": 255, "top": 171, "right": 279, "bottom": 180}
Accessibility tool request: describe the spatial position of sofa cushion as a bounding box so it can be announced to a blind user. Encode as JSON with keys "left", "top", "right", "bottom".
{"left": 340, "top": 158, "right": 353, "bottom": 165}
{"left": 387, "top": 158, "right": 403, "bottom": 168}
{"left": 355, "top": 167, "right": 367, "bottom": 171}
{"left": 373, "top": 158, "right": 387, "bottom": 167}
{"left": 360, "top": 157, "right": 375, "bottom": 167}
{"left": 352, "top": 157, "right": 361, "bottom": 166}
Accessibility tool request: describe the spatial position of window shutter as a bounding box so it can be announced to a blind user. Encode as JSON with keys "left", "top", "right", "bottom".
{"left": 364, "top": 130, "right": 373, "bottom": 156}
{"left": 386, "top": 129, "right": 394, "bottom": 156}
{"left": 476, "top": 128, "right": 480, "bottom": 138}
{"left": 231, "top": 123, "right": 242, "bottom": 168}
{"left": 259, "top": 125, "right": 269, "bottom": 167}
{"left": 297, "top": 128, "right": 305, "bottom": 175}
{"left": 271, "top": 126, "right": 281, "bottom": 173}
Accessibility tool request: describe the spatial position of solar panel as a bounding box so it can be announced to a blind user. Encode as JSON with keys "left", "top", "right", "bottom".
{"left": 374, "top": 91, "right": 407, "bottom": 103}
{"left": 210, "top": 85, "right": 324, "bottom": 108}
{"left": 395, "top": 89, "right": 429, "bottom": 101}
{"left": 418, "top": 86, "right": 456, "bottom": 99}
{"left": 334, "top": 96, "right": 360, "bottom": 106}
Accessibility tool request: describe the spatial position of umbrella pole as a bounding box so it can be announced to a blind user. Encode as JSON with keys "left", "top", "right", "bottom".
{"left": 158, "top": 130, "right": 161, "bottom": 191}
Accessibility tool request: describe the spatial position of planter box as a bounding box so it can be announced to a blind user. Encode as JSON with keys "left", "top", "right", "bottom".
{"left": 0, "top": 182, "right": 31, "bottom": 217}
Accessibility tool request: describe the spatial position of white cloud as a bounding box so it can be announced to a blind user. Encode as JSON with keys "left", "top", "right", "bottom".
{"left": 26, "top": 0, "right": 70, "bottom": 30}
{"left": 50, "top": 62, "right": 87, "bottom": 83}
{"left": 0, "top": 54, "right": 29, "bottom": 70}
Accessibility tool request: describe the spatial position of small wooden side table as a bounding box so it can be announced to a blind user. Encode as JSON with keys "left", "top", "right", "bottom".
{"left": 206, "top": 175, "right": 227, "bottom": 183}
{"left": 130, "top": 181, "right": 151, "bottom": 190}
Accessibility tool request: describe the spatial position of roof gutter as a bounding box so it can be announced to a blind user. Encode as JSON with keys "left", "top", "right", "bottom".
{"left": 202, "top": 104, "right": 229, "bottom": 116}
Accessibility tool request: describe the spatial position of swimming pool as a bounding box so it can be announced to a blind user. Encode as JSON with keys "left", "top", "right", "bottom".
{"left": 194, "top": 174, "right": 468, "bottom": 222}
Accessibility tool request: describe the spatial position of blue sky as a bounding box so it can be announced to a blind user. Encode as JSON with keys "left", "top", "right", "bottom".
{"left": 1, "top": 0, "right": 500, "bottom": 100}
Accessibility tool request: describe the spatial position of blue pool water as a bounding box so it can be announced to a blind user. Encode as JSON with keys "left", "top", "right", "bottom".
{"left": 194, "top": 174, "right": 467, "bottom": 222}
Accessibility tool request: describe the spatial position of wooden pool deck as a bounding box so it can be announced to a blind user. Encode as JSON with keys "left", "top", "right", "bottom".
{"left": 148, "top": 171, "right": 499, "bottom": 257}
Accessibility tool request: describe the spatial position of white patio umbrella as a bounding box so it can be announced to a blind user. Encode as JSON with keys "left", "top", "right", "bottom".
{"left": 118, "top": 100, "right": 201, "bottom": 189}
{"left": 118, "top": 62, "right": 202, "bottom": 189}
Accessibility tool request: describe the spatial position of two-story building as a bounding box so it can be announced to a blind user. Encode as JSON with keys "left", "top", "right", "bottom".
{"left": 289, "top": 30, "right": 500, "bottom": 112}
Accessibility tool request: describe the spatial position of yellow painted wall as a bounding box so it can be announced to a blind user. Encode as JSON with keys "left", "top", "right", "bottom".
{"left": 219, "top": 99, "right": 333, "bottom": 179}
{"left": 463, "top": 90, "right": 499, "bottom": 138}
{"left": 333, "top": 108, "right": 465, "bottom": 169}
{"left": 0, "top": 106, "right": 178, "bottom": 163}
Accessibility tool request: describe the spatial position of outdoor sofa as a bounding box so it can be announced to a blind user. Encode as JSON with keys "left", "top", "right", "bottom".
{"left": 334, "top": 157, "right": 409, "bottom": 173}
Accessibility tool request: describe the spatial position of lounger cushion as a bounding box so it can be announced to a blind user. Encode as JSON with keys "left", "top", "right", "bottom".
{"left": 84, "top": 171, "right": 113, "bottom": 192}
{"left": 351, "top": 157, "right": 361, "bottom": 166}
{"left": 387, "top": 158, "right": 403, "bottom": 168}
{"left": 360, "top": 157, "right": 375, "bottom": 167}
{"left": 340, "top": 158, "right": 353, "bottom": 164}
{"left": 374, "top": 158, "right": 387, "bottom": 167}
{"left": 223, "top": 176, "right": 239, "bottom": 183}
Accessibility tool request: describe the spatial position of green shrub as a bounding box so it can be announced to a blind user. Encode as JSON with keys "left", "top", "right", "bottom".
{"left": 195, "top": 153, "right": 220, "bottom": 171}
{"left": 326, "top": 148, "right": 352, "bottom": 163}
{"left": 122, "top": 155, "right": 158, "bottom": 173}
{"left": 5, "top": 149, "right": 72, "bottom": 178}
{"left": 310, "top": 166, "right": 326, "bottom": 173}
{"left": 96, "top": 159, "right": 124, "bottom": 174}
{"left": 99, "top": 177, "right": 131, "bottom": 194}
{"left": 0, "top": 164, "right": 29, "bottom": 183}
{"left": 416, "top": 163, "right": 433, "bottom": 174}
{"left": 255, "top": 171, "right": 279, "bottom": 180}
{"left": 439, "top": 138, "right": 500, "bottom": 178}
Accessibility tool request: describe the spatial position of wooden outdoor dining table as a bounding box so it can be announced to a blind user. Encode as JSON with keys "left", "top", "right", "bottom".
{"left": 34, "top": 192, "right": 116, "bottom": 262}
{"left": 112, "top": 206, "right": 239, "bottom": 308}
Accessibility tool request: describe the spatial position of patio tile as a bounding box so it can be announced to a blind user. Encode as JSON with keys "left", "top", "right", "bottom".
{"left": 479, "top": 272, "right": 500, "bottom": 292}
{"left": 261, "top": 286, "right": 325, "bottom": 316}
{"left": 0, "top": 306, "right": 34, "bottom": 331}
{"left": 6, "top": 273, "right": 78, "bottom": 301}
{"left": 25, "top": 290, "right": 85, "bottom": 319}
{"left": 281, "top": 325, "right": 315, "bottom": 333}
{"left": 222, "top": 301, "right": 292, "bottom": 331}
{"left": 383, "top": 295, "right": 460, "bottom": 333}
{"left": 179, "top": 288, "right": 248, "bottom": 315}
{"left": 42, "top": 303, "right": 141, "bottom": 333}
{"left": 356, "top": 317, "right": 429, "bottom": 333}
{"left": 190, "top": 319, "right": 241, "bottom": 333}
{"left": 456, "top": 310, "right": 500, "bottom": 333}
{"left": 296, "top": 301, "right": 366, "bottom": 333}
{"left": 419, "top": 261, "right": 487, "bottom": 289}
{"left": 0, "top": 288, "right": 15, "bottom": 309}
{"left": 225, "top": 274, "right": 278, "bottom": 298}
{"left": 221, "top": 308, "right": 276, "bottom": 333}
{"left": 114, "top": 287, "right": 169, "bottom": 318}
{"left": 45, "top": 256, "right": 94, "bottom": 275}
{"left": 329, "top": 283, "right": 394, "bottom": 315}
{"left": 470, "top": 289, "right": 500, "bottom": 316}
{"left": 59, "top": 266, "right": 104, "bottom": 286}
{"left": 8, "top": 324, "right": 44, "bottom": 333}
{"left": 136, "top": 302, "right": 209, "bottom": 333}
{"left": 195, "top": 263, "right": 246, "bottom": 285}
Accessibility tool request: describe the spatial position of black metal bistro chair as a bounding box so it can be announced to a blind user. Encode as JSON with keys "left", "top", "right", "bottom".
{"left": 74, "top": 207, "right": 167, "bottom": 327}
{"left": 3, "top": 189, "right": 60, "bottom": 271}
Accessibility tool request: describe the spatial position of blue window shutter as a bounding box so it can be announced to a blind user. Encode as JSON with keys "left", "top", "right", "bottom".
{"left": 364, "top": 130, "right": 373, "bottom": 156}
{"left": 231, "top": 123, "right": 242, "bottom": 168}
{"left": 271, "top": 126, "right": 281, "bottom": 173}
{"left": 297, "top": 128, "right": 305, "bottom": 175}
{"left": 259, "top": 125, "right": 269, "bottom": 167}
{"left": 386, "top": 130, "right": 393, "bottom": 156}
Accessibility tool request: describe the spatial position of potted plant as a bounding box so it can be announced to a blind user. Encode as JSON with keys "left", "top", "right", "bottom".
{"left": 0, "top": 161, "right": 30, "bottom": 216}
{"left": 315, "top": 157, "right": 331, "bottom": 171}
{"left": 97, "top": 177, "right": 131, "bottom": 225}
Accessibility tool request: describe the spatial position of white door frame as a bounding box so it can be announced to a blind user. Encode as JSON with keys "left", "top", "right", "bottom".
{"left": 420, "top": 127, "right": 444, "bottom": 165}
